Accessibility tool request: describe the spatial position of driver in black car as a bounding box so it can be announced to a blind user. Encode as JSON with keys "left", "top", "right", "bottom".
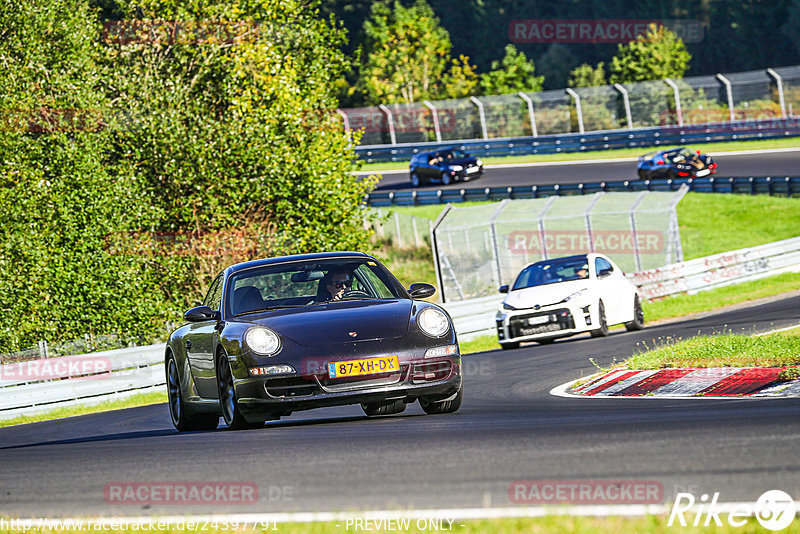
{"left": 317, "top": 270, "right": 353, "bottom": 302}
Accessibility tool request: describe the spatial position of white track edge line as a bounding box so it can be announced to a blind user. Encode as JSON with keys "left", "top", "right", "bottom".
{"left": 12, "top": 502, "right": 800, "bottom": 524}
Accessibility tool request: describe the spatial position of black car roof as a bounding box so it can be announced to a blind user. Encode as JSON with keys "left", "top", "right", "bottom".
{"left": 415, "top": 146, "right": 456, "bottom": 157}
{"left": 226, "top": 251, "right": 373, "bottom": 275}
{"left": 529, "top": 254, "right": 588, "bottom": 266}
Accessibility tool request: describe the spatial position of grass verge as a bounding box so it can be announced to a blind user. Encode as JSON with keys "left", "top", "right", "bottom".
{"left": 0, "top": 390, "right": 167, "bottom": 428}
{"left": 0, "top": 515, "right": 794, "bottom": 533}
{"left": 357, "top": 136, "right": 800, "bottom": 172}
{"left": 626, "top": 330, "right": 800, "bottom": 370}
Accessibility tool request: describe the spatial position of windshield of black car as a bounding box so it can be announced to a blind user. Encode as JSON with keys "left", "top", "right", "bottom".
{"left": 511, "top": 258, "right": 589, "bottom": 290}
{"left": 227, "top": 259, "right": 404, "bottom": 316}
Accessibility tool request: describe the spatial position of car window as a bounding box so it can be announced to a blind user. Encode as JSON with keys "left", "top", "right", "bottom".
{"left": 202, "top": 274, "right": 224, "bottom": 311}
{"left": 227, "top": 258, "right": 406, "bottom": 315}
{"left": 595, "top": 257, "right": 613, "bottom": 276}
{"left": 512, "top": 256, "right": 590, "bottom": 289}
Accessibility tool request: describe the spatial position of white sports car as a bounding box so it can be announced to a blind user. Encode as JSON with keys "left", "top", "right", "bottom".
{"left": 495, "top": 253, "right": 644, "bottom": 349}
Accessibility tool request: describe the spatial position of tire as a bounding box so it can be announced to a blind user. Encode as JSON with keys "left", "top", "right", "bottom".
{"left": 217, "top": 351, "right": 264, "bottom": 430}
{"left": 420, "top": 386, "right": 462, "bottom": 415}
{"left": 361, "top": 399, "right": 406, "bottom": 416}
{"left": 166, "top": 353, "right": 219, "bottom": 432}
{"left": 590, "top": 300, "right": 609, "bottom": 338}
{"left": 638, "top": 169, "right": 647, "bottom": 180}
{"left": 538, "top": 338, "right": 555, "bottom": 345}
{"left": 410, "top": 172, "right": 421, "bottom": 187}
{"left": 625, "top": 295, "right": 645, "bottom": 331}
{"left": 441, "top": 171, "right": 452, "bottom": 186}
{"left": 500, "top": 341, "right": 519, "bottom": 350}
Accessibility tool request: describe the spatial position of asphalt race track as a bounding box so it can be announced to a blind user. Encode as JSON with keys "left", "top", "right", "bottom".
{"left": 372, "top": 150, "right": 800, "bottom": 191}
{"left": 2, "top": 295, "right": 800, "bottom": 518}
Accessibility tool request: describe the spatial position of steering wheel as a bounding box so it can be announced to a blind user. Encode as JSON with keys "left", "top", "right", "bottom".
{"left": 341, "top": 289, "right": 370, "bottom": 299}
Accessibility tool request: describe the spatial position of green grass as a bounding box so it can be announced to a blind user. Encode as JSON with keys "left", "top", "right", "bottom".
{"left": 1, "top": 515, "right": 795, "bottom": 533}
{"left": 626, "top": 331, "right": 800, "bottom": 370}
{"left": 0, "top": 390, "right": 167, "bottom": 428}
{"left": 677, "top": 194, "right": 800, "bottom": 260}
{"left": 357, "top": 136, "right": 800, "bottom": 172}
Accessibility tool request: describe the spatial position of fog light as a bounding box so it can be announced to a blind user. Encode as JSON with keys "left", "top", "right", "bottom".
{"left": 250, "top": 364, "right": 295, "bottom": 376}
{"left": 425, "top": 345, "right": 458, "bottom": 358}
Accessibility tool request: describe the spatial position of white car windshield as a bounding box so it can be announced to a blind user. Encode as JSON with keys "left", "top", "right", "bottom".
{"left": 511, "top": 257, "right": 589, "bottom": 290}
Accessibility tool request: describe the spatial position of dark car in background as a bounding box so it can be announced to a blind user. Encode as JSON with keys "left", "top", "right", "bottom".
{"left": 409, "top": 147, "right": 484, "bottom": 187}
{"left": 637, "top": 147, "right": 717, "bottom": 180}
{"left": 165, "top": 252, "right": 462, "bottom": 431}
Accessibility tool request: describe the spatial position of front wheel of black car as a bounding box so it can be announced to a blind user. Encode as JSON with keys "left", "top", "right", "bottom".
{"left": 590, "top": 301, "right": 609, "bottom": 338}
{"left": 166, "top": 353, "right": 219, "bottom": 432}
{"left": 420, "top": 386, "right": 463, "bottom": 415}
{"left": 500, "top": 341, "right": 519, "bottom": 350}
{"left": 625, "top": 295, "right": 645, "bottom": 331}
{"left": 217, "top": 351, "right": 263, "bottom": 430}
{"left": 410, "top": 172, "right": 421, "bottom": 187}
{"left": 637, "top": 169, "right": 647, "bottom": 180}
{"left": 361, "top": 399, "right": 406, "bottom": 416}
{"left": 441, "top": 171, "right": 452, "bottom": 186}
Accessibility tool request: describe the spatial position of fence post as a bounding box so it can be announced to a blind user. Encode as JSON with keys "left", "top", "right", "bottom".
{"left": 766, "top": 68, "right": 788, "bottom": 119}
{"left": 565, "top": 88, "right": 584, "bottom": 133}
{"left": 470, "top": 96, "right": 489, "bottom": 140}
{"left": 488, "top": 200, "right": 510, "bottom": 287}
{"left": 518, "top": 92, "right": 538, "bottom": 137}
{"left": 378, "top": 104, "right": 397, "bottom": 145}
{"left": 613, "top": 83, "right": 633, "bottom": 129}
{"left": 664, "top": 78, "right": 683, "bottom": 126}
{"left": 715, "top": 73, "right": 735, "bottom": 123}
{"left": 583, "top": 193, "right": 603, "bottom": 252}
{"left": 393, "top": 211, "right": 403, "bottom": 248}
{"left": 423, "top": 100, "right": 443, "bottom": 143}
{"left": 430, "top": 204, "right": 453, "bottom": 303}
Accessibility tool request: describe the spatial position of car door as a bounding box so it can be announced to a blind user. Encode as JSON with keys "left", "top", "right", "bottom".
{"left": 185, "top": 274, "right": 224, "bottom": 399}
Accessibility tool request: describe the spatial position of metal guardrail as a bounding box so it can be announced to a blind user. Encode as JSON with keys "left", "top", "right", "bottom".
{"left": 356, "top": 117, "right": 800, "bottom": 163}
{"left": 630, "top": 236, "right": 800, "bottom": 300}
{"left": 366, "top": 176, "right": 800, "bottom": 207}
{"left": 0, "top": 344, "right": 165, "bottom": 420}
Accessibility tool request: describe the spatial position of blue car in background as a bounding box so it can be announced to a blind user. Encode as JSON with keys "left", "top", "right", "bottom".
{"left": 409, "top": 147, "right": 484, "bottom": 187}
{"left": 637, "top": 147, "right": 717, "bottom": 180}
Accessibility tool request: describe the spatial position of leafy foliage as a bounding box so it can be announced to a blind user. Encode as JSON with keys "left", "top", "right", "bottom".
{"left": 357, "top": 0, "right": 477, "bottom": 104}
{"left": 478, "top": 45, "right": 543, "bottom": 96}
{"left": 568, "top": 63, "right": 607, "bottom": 89}
{"left": 0, "top": 0, "right": 375, "bottom": 349}
{"left": 609, "top": 24, "right": 691, "bottom": 84}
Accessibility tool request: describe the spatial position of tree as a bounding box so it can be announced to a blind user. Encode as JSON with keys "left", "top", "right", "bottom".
{"left": 608, "top": 24, "right": 691, "bottom": 84}
{"left": 0, "top": 0, "right": 170, "bottom": 349}
{"left": 568, "top": 63, "right": 606, "bottom": 88}
{"left": 357, "top": 0, "right": 477, "bottom": 104}
{"left": 536, "top": 44, "right": 580, "bottom": 90}
{"left": 479, "top": 44, "right": 544, "bottom": 96}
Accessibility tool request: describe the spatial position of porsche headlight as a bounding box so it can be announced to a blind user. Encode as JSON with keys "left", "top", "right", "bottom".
{"left": 418, "top": 307, "right": 450, "bottom": 337}
{"left": 245, "top": 327, "right": 281, "bottom": 355}
{"left": 476, "top": 159, "right": 483, "bottom": 167}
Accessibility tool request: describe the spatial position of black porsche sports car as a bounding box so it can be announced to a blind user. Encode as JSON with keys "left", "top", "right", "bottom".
{"left": 165, "top": 252, "right": 462, "bottom": 431}
{"left": 409, "top": 147, "right": 483, "bottom": 187}
{"left": 636, "top": 147, "right": 717, "bottom": 180}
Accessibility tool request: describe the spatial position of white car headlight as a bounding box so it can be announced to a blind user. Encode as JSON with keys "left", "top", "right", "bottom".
{"left": 502, "top": 302, "right": 518, "bottom": 310}
{"left": 563, "top": 289, "right": 588, "bottom": 303}
{"left": 245, "top": 327, "right": 281, "bottom": 355}
{"left": 417, "top": 307, "right": 450, "bottom": 337}
{"left": 476, "top": 158, "right": 483, "bottom": 167}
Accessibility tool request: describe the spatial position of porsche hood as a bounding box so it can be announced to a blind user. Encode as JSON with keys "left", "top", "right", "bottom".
{"left": 247, "top": 299, "right": 413, "bottom": 347}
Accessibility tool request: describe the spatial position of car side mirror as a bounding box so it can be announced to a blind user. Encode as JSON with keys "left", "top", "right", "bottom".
{"left": 184, "top": 305, "right": 220, "bottom": 322}
{"left": 408, "top": 283, "right": 436, "bottom": 299}
{"left": 598, "top": 268, "right": 613, "bottom": 278}
{"left": 499, "top": 285, "right": 509, "bottom": 293}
